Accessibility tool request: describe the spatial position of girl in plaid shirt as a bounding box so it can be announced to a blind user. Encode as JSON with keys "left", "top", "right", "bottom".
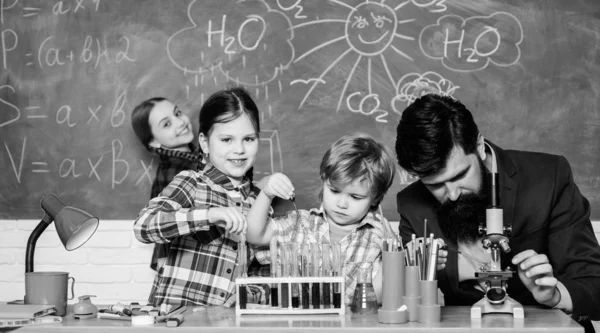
{"left": 131, "top": 97, "right": 204, "bottom": 273}
{"left": 246, "top": 133, "right": 397, "bottom": 305}
{"left": 134, "top": 87, "right": 269, "bottom": 307}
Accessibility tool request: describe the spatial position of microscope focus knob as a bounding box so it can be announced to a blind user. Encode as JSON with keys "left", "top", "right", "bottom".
{"left": 482, "top": 238, "right": 492, "bottom": 250}
{"left": 478, "top": 224, "right": 487, "bottom": 235}
{"left": 504, "top": 224, "right": 512, "bottom": 237}
{"left": 499, "top": 239, "right": 511, "bottom": 253}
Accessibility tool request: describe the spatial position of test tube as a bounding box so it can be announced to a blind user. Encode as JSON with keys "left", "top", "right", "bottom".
{"left": 301, "top": 243, "right": 311, "bottom": 309}
{"left": 291, "top": 242, "right": 300, "bottom": 308}
{"left": 331, "top": 242, "right": 342, "bottom": 308}
{"left": 311, "top": 242, "right": 321, "bottom": 309}
{"left": 270, "top": 238, "right": 279, "bottom": 307}
{"left": 321, "top": 243, "right": 331, "bottom": 308}
{"left": 281, "top": 243, "right": 290, "bottom": 308}
{"left": 237, "top": 235, "right": 248, "bottom": 309}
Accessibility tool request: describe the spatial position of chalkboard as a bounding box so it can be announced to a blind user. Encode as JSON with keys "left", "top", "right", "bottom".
{"left": 1, "top": 0, "right": 599, "bottom": 220}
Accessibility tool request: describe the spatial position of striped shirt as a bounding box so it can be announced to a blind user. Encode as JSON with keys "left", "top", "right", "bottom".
{"left": 255, "top": 207, "right": 385, "bottom": 305}
{"left": 134, "top": 162, "right": 268, "bottom": 307}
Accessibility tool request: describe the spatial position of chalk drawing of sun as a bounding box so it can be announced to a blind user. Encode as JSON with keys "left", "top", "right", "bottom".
{"left": 291, "top": 0, "right": 417, "bottom": 113}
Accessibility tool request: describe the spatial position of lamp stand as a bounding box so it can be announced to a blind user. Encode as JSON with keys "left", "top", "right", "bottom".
{"left": 25, "top": 214, "right": 53, "bottom": 273}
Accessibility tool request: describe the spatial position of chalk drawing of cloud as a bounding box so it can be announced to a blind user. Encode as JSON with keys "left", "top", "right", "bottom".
{"left": 419, "top": 12, "right": 523, "bottom": 72}
{"left": 167, "top": 0, "right": 294, "bottom": 86}
{"left": 392, "top": 71, "right": 460, "bottom": 114}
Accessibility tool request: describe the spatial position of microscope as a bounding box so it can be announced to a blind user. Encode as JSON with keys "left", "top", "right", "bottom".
{"left": 470, "top": 143, "right": 524, "bottom": 319}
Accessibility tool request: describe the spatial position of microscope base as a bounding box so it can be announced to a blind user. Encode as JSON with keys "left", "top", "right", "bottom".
{"left": 470, "top": 296, "right": 524, "bottom": 319}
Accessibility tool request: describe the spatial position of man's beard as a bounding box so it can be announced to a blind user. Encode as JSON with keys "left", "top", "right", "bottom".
{"left": 436, "top": 159, "right": 489, "bottom": 244}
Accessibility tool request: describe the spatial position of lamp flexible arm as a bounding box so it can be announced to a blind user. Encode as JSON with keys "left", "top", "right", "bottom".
{"left": 25, "top": 214, "right": 53, "bottom": 273}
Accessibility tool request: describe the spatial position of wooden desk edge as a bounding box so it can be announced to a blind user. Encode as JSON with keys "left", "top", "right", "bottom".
{"left": 7, "top": 305, "right": 583, "bottom": 333}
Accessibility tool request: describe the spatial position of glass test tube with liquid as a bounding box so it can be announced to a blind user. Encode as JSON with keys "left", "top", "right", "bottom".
{"left": 281, "top": 244, "right": 291, "bottom": 308}
{"left": 237, "top": 235, "right": 249, "bottom": 309}
{"left": 270, "top": 239, "right": 279, "bottom": 307}
{"left": 301, "top": 243, "right": 311, "bottom": 309}
{"left": 331, "top": 242, "right": 342, "bottom": 308}
{"left": 291, "top": 242, "right": 300, "bottom": 308}
{"left": 311, "top": 243, "right": 321, "bottom": 309}
{"left": 321, "top": 243, "right": 331, "bottom": 308}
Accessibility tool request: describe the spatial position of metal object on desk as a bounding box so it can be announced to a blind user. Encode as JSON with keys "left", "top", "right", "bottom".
{"left": 72, "top": 295, "right": 97, "bottom": 319}
{"left": 471, "top": 143, "right": 524, "bottom": 319}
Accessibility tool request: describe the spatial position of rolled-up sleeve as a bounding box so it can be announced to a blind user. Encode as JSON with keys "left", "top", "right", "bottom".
{"left": 134, "top": 170, "right": 213, "bottom": 244}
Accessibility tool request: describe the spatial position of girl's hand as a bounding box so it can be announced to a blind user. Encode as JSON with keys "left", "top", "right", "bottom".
{"left": 207, "top": 207, "right": 247, "bottom": 234}
{"left": 261, "top": 173, "right": 295, "bottom": 200}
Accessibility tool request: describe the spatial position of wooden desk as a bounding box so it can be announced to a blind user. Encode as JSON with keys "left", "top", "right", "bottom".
{"left": 10, "top": 306, "right": 583, "bottom": 332}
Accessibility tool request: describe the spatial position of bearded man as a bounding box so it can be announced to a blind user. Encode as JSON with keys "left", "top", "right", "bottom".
{"left": 395, "top": 94, "right": 600, "bottom": 332}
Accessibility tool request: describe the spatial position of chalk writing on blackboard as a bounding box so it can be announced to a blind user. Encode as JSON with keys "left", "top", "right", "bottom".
{"left": 292, "top": 0, "right": 416, "bottom": 121}
{"left": 419, "top": 12, "right": 523, "bottom": 72}
{"left": 276, "top": 0, "right": 307, "bottom": 19}
{"left": 3, "top": 128, "right": 282, "bottom": 189}
{"left": 3, "top": 133, "right": 133, "bottom": 189}
{"left": 2, "top": 0, "right": 100, "bottom": 19}
{"left": 409, "top": 0, "right": 447, "bottom": 13}
{"left": 392, "top": 71, "right": 460, "bottom": 114}
{"left": 166, "top": 0, "right": 294, "bottom": 86}
{"left": 0, "top": 85, "right": 19, "bottom": 127}
{"left": 254, "top": 130, "right": 284, "bottom": 176}
{"left": 2, "top": 0, "right": 597, "bottom": 221}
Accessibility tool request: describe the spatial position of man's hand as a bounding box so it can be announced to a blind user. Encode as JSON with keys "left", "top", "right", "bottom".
{"left": 512, "top": 249, "right": 561, "bottom": 307}
{"left": 405, "top": 237, "right": 448, "bottom": 270}
{"left": 436, "top": 238, "right": 448, "bottom": 270}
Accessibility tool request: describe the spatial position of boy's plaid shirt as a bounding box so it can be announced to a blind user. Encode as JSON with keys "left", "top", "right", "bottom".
{"left": 134, "top": 163, "right": 268, "bottom": 307}
{"left": 255, "top": 207, "right": 385, "bottom": 305}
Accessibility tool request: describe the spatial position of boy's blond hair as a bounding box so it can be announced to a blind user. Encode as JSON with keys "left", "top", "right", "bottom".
{"left": 319, "top": 133, "right": 396, "bottom": 209}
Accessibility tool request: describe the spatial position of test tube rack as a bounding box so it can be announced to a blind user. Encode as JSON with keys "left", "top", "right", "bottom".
{"left": 235, "top": 276, "right": 345, "bottom": 316}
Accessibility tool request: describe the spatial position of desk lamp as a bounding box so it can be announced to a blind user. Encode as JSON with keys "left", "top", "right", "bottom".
{"left": 470, "top": 143, "right": 524, "bottom": 318}
{"left": 25, "top": 193, "right": 99, "bottom": 273}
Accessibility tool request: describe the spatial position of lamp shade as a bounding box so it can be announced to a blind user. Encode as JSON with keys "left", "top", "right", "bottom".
{"left": 41, "top": 194, "right": 99, "bottom": 251}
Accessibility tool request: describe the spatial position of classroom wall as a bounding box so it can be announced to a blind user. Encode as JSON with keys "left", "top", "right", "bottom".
{"left": 1, "top": 220, "right": 599, "bottom": 306}
{"left": 3, "top": 0, "right": 600, "bottom": 222}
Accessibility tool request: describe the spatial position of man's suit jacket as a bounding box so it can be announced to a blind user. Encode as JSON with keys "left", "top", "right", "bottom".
{"left": 397, "top": 141, "right": 600, "bottom": 327}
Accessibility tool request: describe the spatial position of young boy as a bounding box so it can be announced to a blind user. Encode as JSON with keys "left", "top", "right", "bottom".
{"left": 246, "top": 132, "right": 396, "bottom": 304}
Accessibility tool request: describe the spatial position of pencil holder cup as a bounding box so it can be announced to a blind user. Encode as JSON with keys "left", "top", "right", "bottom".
{"left": 419, "top": 279, "right": 438, "bottom": 305}
{"left": 402, "top": 265, "right": 421, "bottom": 321}
{"left": 378, "top": 250, "right": 407, "bottom": 324}
{"left": 402, "top": 295, "right": 421, "bottom": 322}
{"left": 378, "top": 306, "right": 408, "bottom": 324}
{"left": 417, "top": 279, "right": 440, "bottom": 323}
{"left": 381, "top": 251, "right": 405, "bottom": 309}
{"left": 404, "top": 266, "right": 420, "bottom": 297}
{"left": 417, "top": 303, "right": 441, "bottom": 324}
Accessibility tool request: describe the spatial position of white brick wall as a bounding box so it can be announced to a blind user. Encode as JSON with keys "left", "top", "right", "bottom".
{"left": 0, "top": 219, "right": 155, "bottom": 305}
{"left": 1, "top": 219, "right": 599, "bottom": 308}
